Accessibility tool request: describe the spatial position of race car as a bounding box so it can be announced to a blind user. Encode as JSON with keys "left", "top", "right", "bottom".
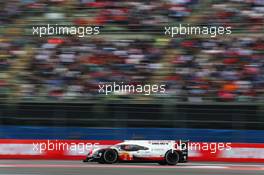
{"left": 83, "top": 140, "right": 188, "bottom": 165}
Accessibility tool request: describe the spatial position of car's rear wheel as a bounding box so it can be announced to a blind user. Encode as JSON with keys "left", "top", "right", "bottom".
{"left": 164, "top": 150, "right": 180, "bottom": 165}
{"left": 100, "top": 149, "right": 118, "bottom": 164}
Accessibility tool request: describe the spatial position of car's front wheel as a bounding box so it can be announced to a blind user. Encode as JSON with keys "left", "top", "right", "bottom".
{"left": 100, "top": 149, "right": 118, "bottom": 164}
{"left": 164, "top": 150, "right": 180, "bottom": 165}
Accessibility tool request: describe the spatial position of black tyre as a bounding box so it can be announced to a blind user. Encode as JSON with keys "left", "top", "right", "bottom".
{"left": 164, "top": 150, "right": 180, "bottom": 165}
{"left": 101, "top": 149, "right": 118, "bottom": 164}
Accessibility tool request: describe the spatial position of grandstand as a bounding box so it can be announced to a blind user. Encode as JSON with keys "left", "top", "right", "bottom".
{"left": 0, "top": 0, "right": 263, "bottom": 129}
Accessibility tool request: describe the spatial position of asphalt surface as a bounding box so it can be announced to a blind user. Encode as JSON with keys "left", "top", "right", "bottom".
{"left": 0, "top": 160, "right": 263, "bottom": 175}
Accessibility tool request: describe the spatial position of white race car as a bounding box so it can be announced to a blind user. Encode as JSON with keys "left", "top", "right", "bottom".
{"left": 83, "top": 140, "right": 188, "bottom": 165}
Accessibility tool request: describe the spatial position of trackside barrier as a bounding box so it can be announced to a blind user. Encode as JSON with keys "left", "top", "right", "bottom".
{"left": 0, "top": 139, "right": 263, "bottom": 163}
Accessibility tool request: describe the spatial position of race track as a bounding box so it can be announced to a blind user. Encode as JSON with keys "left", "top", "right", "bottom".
{"left": 0, "top": 160, "right": 263, "bottom": 175}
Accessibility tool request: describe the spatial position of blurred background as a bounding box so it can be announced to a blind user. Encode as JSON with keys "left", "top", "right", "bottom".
{"left": 0, "top": 0, "right": 263, "bottom": 143}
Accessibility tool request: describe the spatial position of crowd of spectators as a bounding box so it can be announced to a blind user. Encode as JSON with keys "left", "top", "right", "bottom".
{"left": 164, "top": 0, "right": 264, "bottom": 102}
{"left": 21, "top": 37, "right": 163, "bottom": 99}
{"left": 202, "top": 0, "right": 264, "bottom": 33}
{"left": 166, "top": 36, "right": 264, "bottom": 102}
{"left": 0, "top": 0, "right": 263, "bottom": 102}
